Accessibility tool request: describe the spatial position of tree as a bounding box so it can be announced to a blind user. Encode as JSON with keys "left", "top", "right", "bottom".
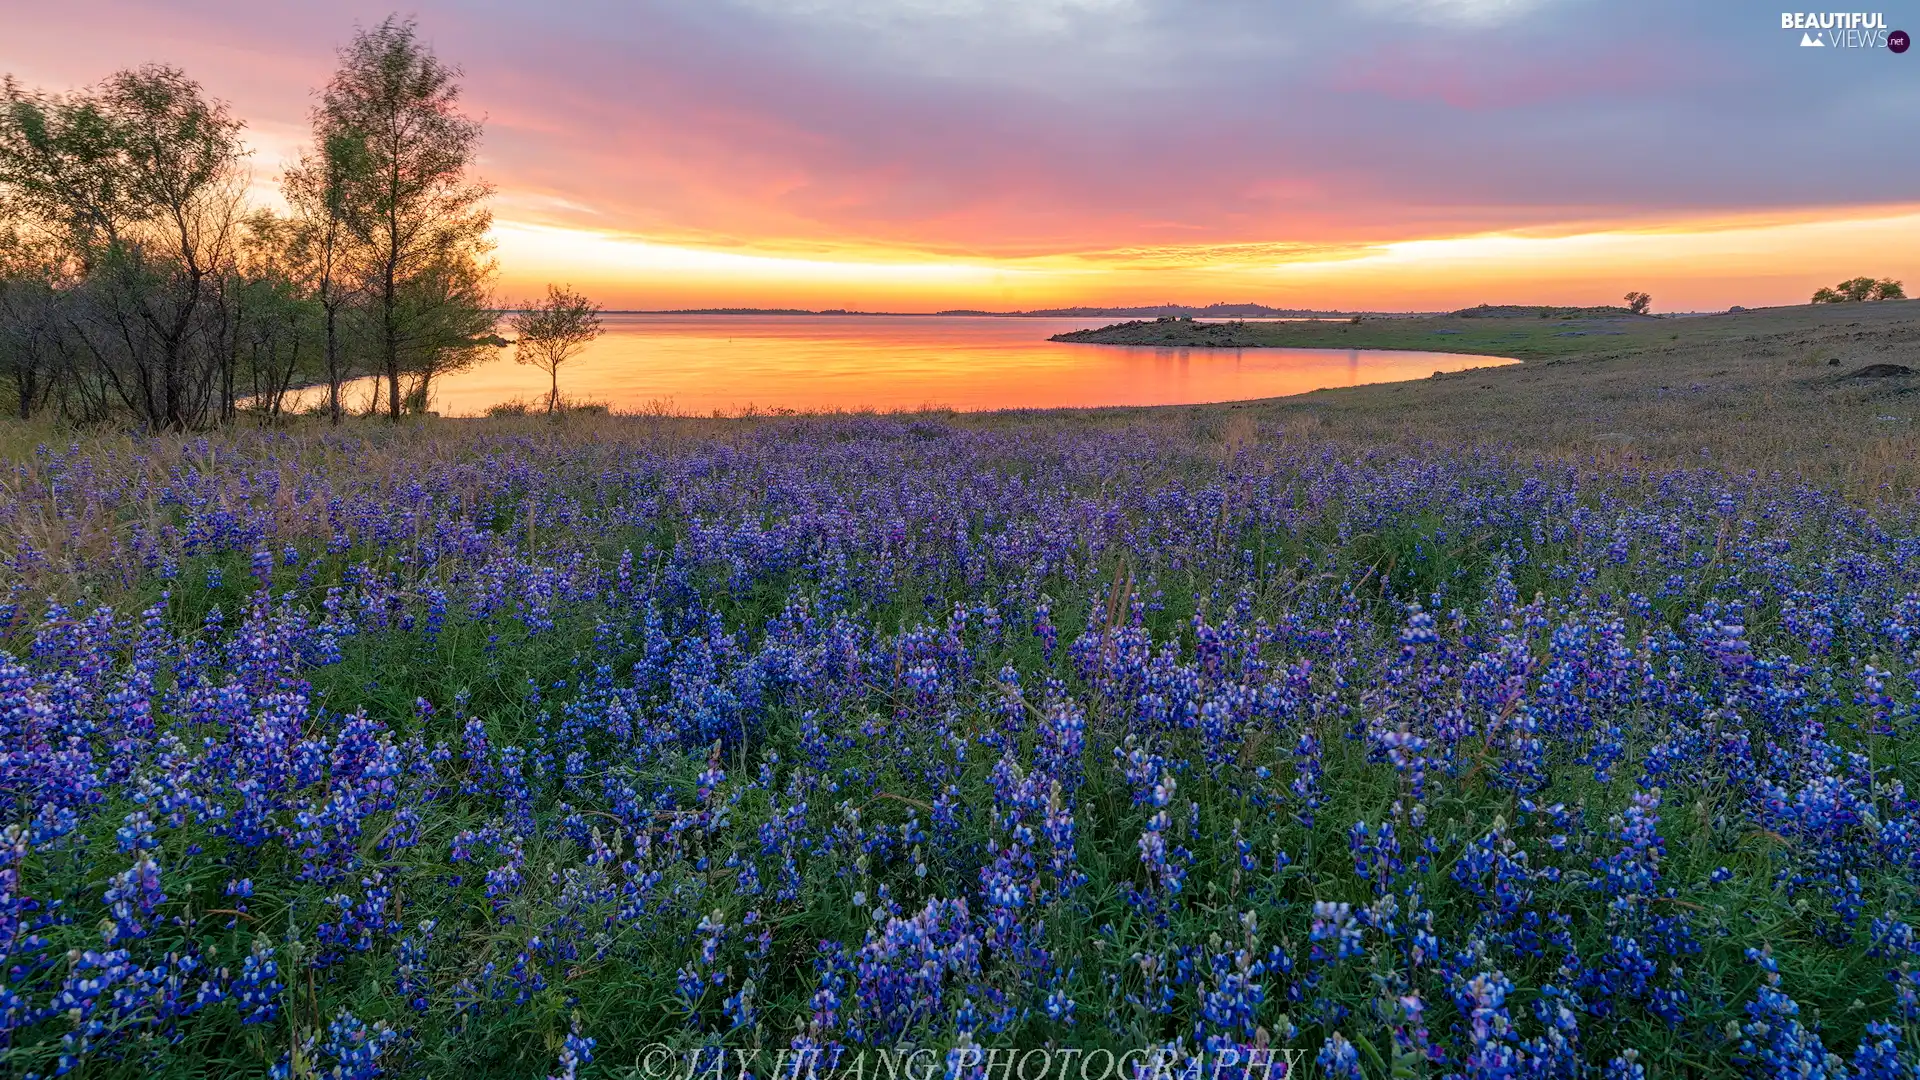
{"left": 90, "top": 66, "right": 247, "bottom": 430}
{"left": 396, "top": 248, "right": 499, "bottom": 413}
{"left": 509, "top": 284, "right": 602, "bottom": 414}
{"left": 233, "top": 211, "right": 326, "bottom": 419}
{"left": 1812, "top": 276, "right": 1906, "bottom": 303}
{"left": 0, "top": 65, "right": 247, "bottom": 430}
{"left": 282, "top": 128, "right": 367, "bottom": 424}
{"left": 0, "top": 222, "right": 71, "bottom": 418}
{"left": 1623, "top": 291, "right": 1652, "bottom": 315}
{"left": 318, "top": 17, "right": 494, "bottom": 420}
{"left": 0, "top": 76, "right": 139, "bottom": 265}
{"left": 3, "top": 19, "right": 498, "bottom": 428}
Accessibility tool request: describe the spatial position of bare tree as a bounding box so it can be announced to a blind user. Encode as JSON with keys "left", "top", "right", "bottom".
{"left": 318, "top": 17, "right": 494, "bottom": 420}
{"left": 0, "top": 222, "right": 70, "bottom": 418}
{"left": 1623, "top": 291, "right": 1652, "bottom": 315}
{"left": 510, "top": 284, "right": 602, "bottom": 414}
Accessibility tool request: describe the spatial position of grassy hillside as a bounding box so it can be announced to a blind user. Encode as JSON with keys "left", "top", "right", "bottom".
{"left": 1046, "top": 300, "right": 1920, "bottom": 499}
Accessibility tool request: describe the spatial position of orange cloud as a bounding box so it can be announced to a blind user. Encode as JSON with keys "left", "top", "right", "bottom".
{"left": 10, "top": 0, "right": 1918, "bottom": 313}
{"left": 494, "top": 205, "right": 1920, "bottom": 312}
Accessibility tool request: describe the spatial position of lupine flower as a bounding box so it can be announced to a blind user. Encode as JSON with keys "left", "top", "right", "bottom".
{"left": 0, "top": 416, "right": 1916, "bottom": 1075}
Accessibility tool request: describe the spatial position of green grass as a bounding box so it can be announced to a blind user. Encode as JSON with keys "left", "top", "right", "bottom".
{"left": 1040, "top": 299, "right": 1920, "bottom": 502}
{"left": 1052, "top": 313, "right": 1664, "bottom": 360}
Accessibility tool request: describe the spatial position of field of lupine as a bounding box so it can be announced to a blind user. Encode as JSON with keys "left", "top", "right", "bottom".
{"left": 1, "top": 413, "right": 1918, "bottom": 1079}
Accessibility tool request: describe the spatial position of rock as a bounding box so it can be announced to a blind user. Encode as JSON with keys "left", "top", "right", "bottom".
{"left": 1843, "top": 363, "right": 1915, "bottom": 378}
{"left": 1827, "top": 358, "right": 1841, "bottom": 366}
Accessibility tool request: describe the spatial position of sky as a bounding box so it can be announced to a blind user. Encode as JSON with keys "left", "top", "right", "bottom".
{"left": 3, "top": 0, "right": 1918, "bottom": 311}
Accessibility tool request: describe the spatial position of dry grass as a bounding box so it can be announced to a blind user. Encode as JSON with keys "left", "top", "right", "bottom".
{"left": 1040, "top": 300, "right": 1920, "bottom": 503}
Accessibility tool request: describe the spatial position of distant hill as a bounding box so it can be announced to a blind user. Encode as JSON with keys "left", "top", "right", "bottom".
{"left": 1450, "top": 303, "right": 1648, "bottom": 319}
{"left": 962, "top": 303, "right": 1349, "bottom": 318}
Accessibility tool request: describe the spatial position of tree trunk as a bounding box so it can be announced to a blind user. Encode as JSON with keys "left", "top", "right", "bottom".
{"left": 383, "top": 298, "right": 401, "bottom": 421}
{"left": 383, "top": 261, "right": 401, "bottom": 420}
{"left": 324, "top": 296, "right": 342, "bottom": 425}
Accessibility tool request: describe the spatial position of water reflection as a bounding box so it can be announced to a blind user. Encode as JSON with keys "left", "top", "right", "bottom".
{"left": 282, "top": 315, "right": 1514, "bottom": 416}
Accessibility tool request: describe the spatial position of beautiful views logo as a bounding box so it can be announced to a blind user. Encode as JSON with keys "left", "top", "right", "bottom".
{"left": 1780, "top": 11, "right": 1906, "bottom": 48}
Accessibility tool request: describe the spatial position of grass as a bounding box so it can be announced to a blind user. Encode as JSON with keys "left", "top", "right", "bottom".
{"left": 0, "top": 301, "right": 1916, "bottom": 1077}
{"left": 1048, "top": 300, "right": 1920, "bottom": 501}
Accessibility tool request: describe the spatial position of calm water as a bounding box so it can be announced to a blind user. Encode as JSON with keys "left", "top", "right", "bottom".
{"left": 292, "top": 315, "right": 1515, "bottom": 416}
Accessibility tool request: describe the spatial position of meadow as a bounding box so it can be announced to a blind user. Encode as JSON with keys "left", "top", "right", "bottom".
{"left": 1, "top": 380, "right": 1918, "bottom": 1078}
{"left": 1075, "top": 300, "right": 1920, "bottom": 502}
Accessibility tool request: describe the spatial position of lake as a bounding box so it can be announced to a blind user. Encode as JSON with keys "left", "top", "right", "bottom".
{"left": 291, "top": 314, "right": 1516, "bottom": 416}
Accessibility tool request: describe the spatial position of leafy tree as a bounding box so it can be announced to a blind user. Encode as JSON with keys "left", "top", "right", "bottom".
{"left": 0, "top": 76, "right": 139, "bottom": 263}
{"left": 395, "top": 248, "right": 500, "bottom": 414}
{"left": 1812, "top": 276, "right": 1906, "bottom": 303}
{"left": 3, "top": 17, "right": 498, "bottom": 428}
{"left": 1623, "top": 291, "right": 1652, "bottom": 315}
{"left": 233, "top": 211, "right": 327, "bottom": 418}
{"left": 89, "top": 66, "right": 247, "bottom": 430}
{"left": 0, "top": 65, "right": 247, "bottom": 429}
{"left": 509, "top": 284, "right": 603, "bottom": 414}
{"left": 283, "top": 128, "right": 368, "bottom": 424}
{"left": 318, "top": 16, "right": 494, "bottom": 419}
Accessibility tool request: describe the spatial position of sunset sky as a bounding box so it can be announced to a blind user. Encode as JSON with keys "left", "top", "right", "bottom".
{"left": 5, "top": 0, "right": 1917, "bottom": 311}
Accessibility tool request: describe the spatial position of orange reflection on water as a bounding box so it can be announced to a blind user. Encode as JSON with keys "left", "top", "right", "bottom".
{"left": 295, "top": 315, "right": 1516, "bottom": 416}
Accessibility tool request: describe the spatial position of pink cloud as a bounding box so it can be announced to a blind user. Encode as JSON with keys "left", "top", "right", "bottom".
{"left": 3, "top": 0, "right": 1908, "bottom": 271}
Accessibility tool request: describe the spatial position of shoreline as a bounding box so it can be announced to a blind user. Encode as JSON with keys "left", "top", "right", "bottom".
{"left": 171, "top": 299, "right": 1920, "bottom": 500}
